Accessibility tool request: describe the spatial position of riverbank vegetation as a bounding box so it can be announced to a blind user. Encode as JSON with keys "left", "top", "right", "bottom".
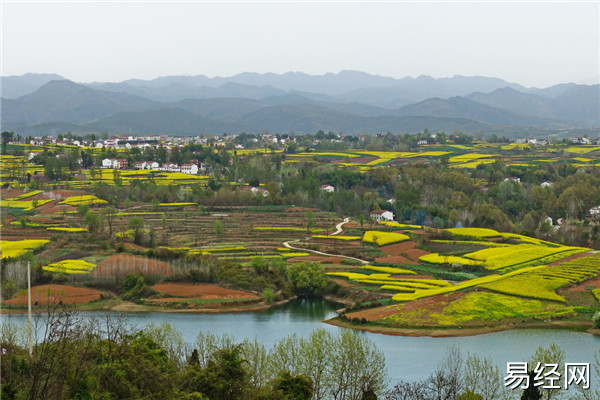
{"left": 1, "top": 307, "right": 597, "bottom": 400}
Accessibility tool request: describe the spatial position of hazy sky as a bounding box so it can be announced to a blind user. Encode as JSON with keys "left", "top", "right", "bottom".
{"left": 1, "top": 1, "right": 599, "bottom": 88}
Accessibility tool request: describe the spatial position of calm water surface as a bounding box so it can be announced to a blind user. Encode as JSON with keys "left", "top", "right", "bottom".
{"left": 2, "top": 297, "right": 599, "bottom": 383}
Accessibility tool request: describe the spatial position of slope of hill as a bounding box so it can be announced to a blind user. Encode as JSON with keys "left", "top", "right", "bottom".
{"left": 2, "top": 72, "right": 597, "bottom": 136}
{"left": 1, "top": 80, "right": 160, "bottom": 126}
{"left": 83, "top": 108, "right": 242, "bottom": 135}
{"left": 0, "top": 73, "right": 65, "bottom": 99}
{"left": 392, "top": 96, "right": 569, "bottom": 127}
{"left": 466, "top": 85, "right": 600, "bottom": 125}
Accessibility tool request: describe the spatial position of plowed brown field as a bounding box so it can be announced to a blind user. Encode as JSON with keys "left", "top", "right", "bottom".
{"left": 93, "top": 254, "right": 174, "bottom": 276}
{"left": 4, "top": 284, "right": 106, "bottom": 305}
{"left": 375, "top": 255, "right": 418, "bottom": 265}
{"left": 568, "top": 276, "right": 600, "bottom": 292}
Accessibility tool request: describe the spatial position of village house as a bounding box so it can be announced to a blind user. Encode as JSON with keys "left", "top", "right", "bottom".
{"left": 504, "top": 177, "right": 521, "bottom": 183}
{"left": 320, "top": 184, "right": 335, "bottom": 193}
{"left": 181, "top": 163, "right": 199, "bottom": 175}
{"left": 541, "top": 181, "right": 553, "bottom": 188}
{"left": 370, "top": 209, "right": 395, "bottom": 222}
{"left": 113, "top": 159, "right": 128, "bottom": 169}
{"left": 162, "top": 163, "right": 180, "bottom": 172}
{"left": 589, "top": 206, "right": 600, "bottom": 217}
{"left": 241, "top": 186, "right": 269, "bottom": 197}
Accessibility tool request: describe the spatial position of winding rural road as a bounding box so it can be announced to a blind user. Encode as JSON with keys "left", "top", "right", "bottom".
{"left": 282, "top": 217, "right": 369, "bottom": 264}
{"left": 331, "top": 217, "right": 350, "bottom": 235}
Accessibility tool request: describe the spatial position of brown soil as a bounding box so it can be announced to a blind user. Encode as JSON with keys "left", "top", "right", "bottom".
{"left": 568, "top": 276, "right": 600, "bottom": 292}
{"left": 346, "top": 292, "right": 464, "bottom": 321}
{"left": 39, "top": 205, "right": 77, "bottom": 214}
{"left": 404, "top": 248, "right": 430, "bottom": 260}
{"left": 93, "top": 254, "right": 174, "bottom": 276}
{"left": 1, "top": 189, "right": 25, "bottom": 199}
{"left": 547, "top": 251, "right": 595, "bottom": 266}
{"left": 375, "top": 255, "right": 418, "bottom": 265}
{"left": 380, "top": 241, "right": 417, "bottom": 256}
{"left": 151, "top": 283, "right": 255, "bottom": 299}
{"left": 4, "top": 284, "right": 107, "bottom": 306}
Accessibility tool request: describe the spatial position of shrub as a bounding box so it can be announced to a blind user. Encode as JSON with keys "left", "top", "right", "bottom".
{"left": 263, "top": 288, "right": 275, "bottom": 304}
{"left": 593, "top": 311, "right": 600, "bottom": 329}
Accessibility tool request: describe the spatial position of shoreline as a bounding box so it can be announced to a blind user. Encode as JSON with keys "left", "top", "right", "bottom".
{"left": 0, "top": 297, "right": 294, "bottom": 315}
{"left": 3, "top": 296, "right": 598, "bottom": 338}
{"left": 325, "top": 317, "right": 600, "bottom": 338}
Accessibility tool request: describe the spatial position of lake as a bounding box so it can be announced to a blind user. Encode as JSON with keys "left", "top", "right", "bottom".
{"left": 2, "top": 297, "right": 599, "bottom": 385}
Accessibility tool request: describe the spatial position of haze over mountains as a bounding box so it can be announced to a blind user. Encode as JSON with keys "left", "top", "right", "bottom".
{"left": 1, "top": 71, "right": 598, "bottom": 137}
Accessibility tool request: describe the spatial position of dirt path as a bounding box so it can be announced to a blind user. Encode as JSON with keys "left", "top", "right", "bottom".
{"left": 282, "top": 217, "right": 369, "bottom": 264}
{"left": 331, "top": 217, "right": 350, "bottom": 235}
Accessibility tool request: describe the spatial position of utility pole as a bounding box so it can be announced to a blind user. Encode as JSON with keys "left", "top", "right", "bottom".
{"left": 28, "top": 261, "right": 32, "bottom": 356}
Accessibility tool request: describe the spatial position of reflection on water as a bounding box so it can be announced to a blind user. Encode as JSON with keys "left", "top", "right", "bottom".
{"left": 2, "top": 297, "right": 599, "bottom": 384}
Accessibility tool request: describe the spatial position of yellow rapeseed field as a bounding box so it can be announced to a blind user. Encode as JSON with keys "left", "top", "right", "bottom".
{"left": 59, "top": 195, "right": 108, "bottom": 206}
{"left": 43, "top": 259, "right": 96, "bottom": 274}
{"left": 362, "top": 231, "right": 409, "bottom": 246}
{"left": 0, "top": 239, "right": 50, "bottom": 259}
{"left": 445, "top": 227, "right": 500, "bottom": 238}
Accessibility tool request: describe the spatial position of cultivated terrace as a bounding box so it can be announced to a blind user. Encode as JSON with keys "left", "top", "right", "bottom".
{"left": 1, "top": 130, "right": 600, "bottom": 334}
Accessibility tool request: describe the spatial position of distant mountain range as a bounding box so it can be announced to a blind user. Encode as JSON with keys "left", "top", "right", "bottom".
{"left": 1, "top": 72, "right": 598, "bottom": 136}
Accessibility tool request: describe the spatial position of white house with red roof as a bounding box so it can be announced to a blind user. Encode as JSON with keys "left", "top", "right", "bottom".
{"left": 370, "top": 209, "right": 394, "bottom": 222}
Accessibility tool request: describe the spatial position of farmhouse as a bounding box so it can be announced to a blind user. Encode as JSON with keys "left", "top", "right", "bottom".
{"left": 102, "top": 158, "right": 128, "bottom": 169}
{"left": 370, "top": 209, "right": 394, "bottom": 222}
{"left": 101, "top": 158, "right": 113, "bottom": 168}
{"left": 241, "top": 186, "right": 269, "bottom": 197}
{"left": 504, "top": 177, "right": 520, "bottom": 183}
{"left": 181, "top": 163, "right": 199, "bottom": 175}
{"left": 320, "top": 184, "right": 335, "bottom": 193}
{"left": 541, "top": 181, "right": 553, "bottom": 188}
{"left": 162, "top": 163, "right": 180, "bottom": 172}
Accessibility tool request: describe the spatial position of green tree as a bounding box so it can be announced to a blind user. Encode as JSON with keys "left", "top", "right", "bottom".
{"left": 529, "top": 344, "right": 564, "bottom": 400}
{"left": 102, "top": 206, "right": 116, "bottom": 236}
{"left": 521, "top": 371, "right": 542, "bottom": 400}
{"left": 251, "top": 257, "right": 268, "bottom": 275}
{"left": 77, "top": 204, "right": 90, "bottom": 217}
{"left": 44, "top": 157, "right": 68, "bottom": 181}
{"left": 195, "top": 346, "right": 250, "bottom": 400}
{"left": 304, "top": 210, "right": 315, "bottom": 232}
{"left": 271, "top": 371, "right": 313, "bottom": 400}
{"left": 85, "top": 212, "right": 100, "bottom": 233}
{"left": 285, "top": 262, "right": 329, "bottom": 295}
{"left": 214, "top": 220, "right": 224, "bottom": 236}
{"left": 263, "top": 288, "right": 275, "bottom": 304}
{"left": 128, "top": 217, "right": 145, "bottom": 245}
{"left": 2, "top": 131, "right": 14, "bottom": 151}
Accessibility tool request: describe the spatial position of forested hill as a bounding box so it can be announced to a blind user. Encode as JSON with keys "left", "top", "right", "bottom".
{"left": 1, "top": 72, "right": 598, "bottom": 136}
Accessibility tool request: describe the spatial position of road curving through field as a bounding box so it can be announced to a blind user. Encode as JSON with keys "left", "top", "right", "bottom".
{"left": 282, "top": 217, "right": 369, "bottom": 264}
